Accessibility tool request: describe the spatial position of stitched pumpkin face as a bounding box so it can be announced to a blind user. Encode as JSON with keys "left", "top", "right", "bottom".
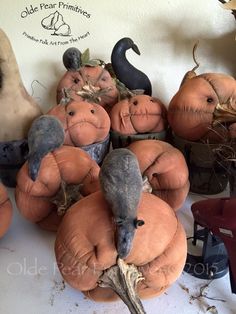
{"left": 0, "top": 183, "right": 12, "bottom": 238}
{"left": 15, "top": 146, "right": 100, "bottom": 231}
{"left": 55, "top": 191, "right": 187, "bottom": 302}
{"left": 110, "top": 95, "right": 167, "bottom": 135}
{"left": 168, "top": 73, "right": 236, "bottom": 142}
{"left": 57, "top": 65, "right": 119, "bottom": 112}
{"left": 48, "top": 100, "right": 111, "bottom": 147}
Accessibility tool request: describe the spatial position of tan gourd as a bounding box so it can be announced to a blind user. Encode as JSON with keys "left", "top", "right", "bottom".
{"left": 0, "top": 29, "right": 42, "bottom": 141}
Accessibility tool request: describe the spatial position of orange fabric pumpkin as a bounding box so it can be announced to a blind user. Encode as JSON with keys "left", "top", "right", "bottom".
{"left": 15, "top": 146, "right": 100, "bottom": 231}
{"left": 55, "top": 191, "right": 187, "bottom": 301}
{"left": 110, "top": 95, "right": 167, "bottom": 135}
{"left": 47, "top": 100, "right": 111, "bottom": 147}
{"left": 168, "top": 73, "right": 236, "bottom": 142}
{"left": 56, "top": 66, "right": 119, "bottom": 112}
{"left": 127, "top": 140, "right": 189, "bottom": 211}
{"left": 0, "top": 183, "right": 13, "bottom": 238}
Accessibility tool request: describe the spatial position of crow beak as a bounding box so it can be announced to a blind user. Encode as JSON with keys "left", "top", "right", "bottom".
{"left": 132, "top": 43, "right": 141, "bottom": 55}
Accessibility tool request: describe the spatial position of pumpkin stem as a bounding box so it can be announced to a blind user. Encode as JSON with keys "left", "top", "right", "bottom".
{"left": 59, "top": 88, "right": 72, "bottom": 105}
{"left": 180, "top": 41, "right": 200, "bottom": 87}
{"left": 142, "top": 176, "right": 152, "bottom": 193}
{"left": 191, "top": 41, "right": 200, "bottom": 73}
{"left": 213, "top": 99, "right": 236, "bottom": 125}
{"left": 98, "top": 258, "right": 146, "bottom": 314}
{"left": 50, "top": 180, "right": 83, "bottom": 216}
{"left": 115, "top": 78, "right": 145, "bottom": 101}
{"left": 76, "top": 81, "right": 112, "bottom": 104}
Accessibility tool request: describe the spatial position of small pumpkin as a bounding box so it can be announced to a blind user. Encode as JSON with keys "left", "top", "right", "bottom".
{"left": 15, "top": 145, "right": 100, "bottom": 231}
{"left": 168, "top": 72, "right": 236, "bottom": 142}
{"left": 110, "top": 94, "right": 167, "bottom": 135}
{"left": 55, "top": 149, "right": 187, "bottom": 307}
{"left": 127, "top": 139, "right": 189, "bottom": 211}
{"left": 56, "top": 65, "right": 118, "bottom": 111}
{"left": 48, "top": 100, "right": 111, "bottom": 147}
{"left": 0, "top": 183, "right": 13, "bottom": 238}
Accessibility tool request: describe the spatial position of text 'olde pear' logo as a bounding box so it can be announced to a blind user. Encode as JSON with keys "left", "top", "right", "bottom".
{"left": 41, "top": 11, "right": 71, "bottom": 36}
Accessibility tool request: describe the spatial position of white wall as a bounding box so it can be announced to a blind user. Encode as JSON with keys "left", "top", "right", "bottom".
{"left": 0, "top": 0, "right": 235, "bottom": 112}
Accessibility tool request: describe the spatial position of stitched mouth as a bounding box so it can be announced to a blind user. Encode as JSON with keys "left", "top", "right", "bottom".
{"left": 122, "top": 112, "right": 162, "bottom": 118}
{"left": 65, "top": 120, "right": 106, "bottom": 132}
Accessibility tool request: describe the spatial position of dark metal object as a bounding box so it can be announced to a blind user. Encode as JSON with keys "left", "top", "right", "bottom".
{"left": 185, "top": 223, "right": 229, "bottom": 279}
{"left": 185, "top": 198, "right": 236, "bottom": 294}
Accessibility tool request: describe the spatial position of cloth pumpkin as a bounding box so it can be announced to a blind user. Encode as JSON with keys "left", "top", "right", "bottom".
{"left": 55, "top": 190, "right": 186, "bottom": 302}
{"left": 110, "top": 95, "right": 167, "bottom": 135}
{"left": 127, "top": 139, "right": 189, "bottom": 211}
{"left": 0, "top": 183, "right": 13, "bottom": 238}
{"left": 48, "top": 101, "right": 110, "bottom": 147}
{"left": 55, "top": 148, "right": 187, "bottom": 309}
{"left": 15, "top": 145, "right": 100, "bottom": 231}
{"left": 56, "top": 65, "right": 119, "bottom": 112}
{"left": 47, "top": 100, "right": 111, "bottom": 147}
{"left": 168, "top": 73, "right": 236, "bottom": 142}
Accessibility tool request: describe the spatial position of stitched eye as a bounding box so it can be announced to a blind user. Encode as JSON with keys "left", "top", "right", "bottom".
{"left": 68, "top": 111, "right": 75, "bottom": 116}
{"left": 91, "top": 109, "right": 95, "bottom": 114}
{"left": 73, "top": 78, "right": 80, "bottom": 84}
{"left": 133, "top": 100, "right": 138, "bottom": 106}
{"left": 207, "top": 97, "right": 214, "bottom": 103}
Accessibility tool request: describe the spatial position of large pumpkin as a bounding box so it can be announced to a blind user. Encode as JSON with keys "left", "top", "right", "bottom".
{"left": 47, "top": 100, "right": 111, "bottom": 147}
{"left": 0, "top": 183, "right": 13, "bottom": 238}
{"left": 110, "top": 95, "right": 167, "bottom": 135}
{"left": 127, "top": 139, "right": 189, "bottom": 211}
{"left": 55, "top": 191, "right": 187, "bottom": 302}
{"left": 15, "top": 146, "right": 100, "bottom": 231}
{"left": 56, "top": 65, "right": 119, "bottom": 112}
{"left": 168, "top": 73, "right": 236, "bottom": 142}
{"left": 55, "top": 148, "right": 187, "bottom": 309}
